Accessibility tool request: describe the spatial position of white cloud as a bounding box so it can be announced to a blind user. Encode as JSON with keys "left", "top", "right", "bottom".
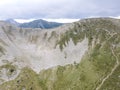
{"left": 43, "top": 19, "right": 80, "bottom": 23}
{"left": 15, "top": 19, "right": 36, "bottom": 23}
{"left": 15, "top": 18, "right": 80, "bottom": 23}
{"left": 0, "top": 0, "right": 120, "bottom": 19}
{"left": 109, "top": 16, "right": 120, "bottom": 19}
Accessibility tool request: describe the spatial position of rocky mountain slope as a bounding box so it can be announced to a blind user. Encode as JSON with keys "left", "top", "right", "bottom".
{"left": 0, "top": 18, "right": 120, "bottom": 90}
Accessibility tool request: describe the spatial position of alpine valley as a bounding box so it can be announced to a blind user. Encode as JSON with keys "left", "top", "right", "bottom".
{"left": 0, "top": 18, "right": 120, "bottom": 90}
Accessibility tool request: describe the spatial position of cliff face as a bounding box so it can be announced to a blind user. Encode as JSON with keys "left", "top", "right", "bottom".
{"left": 0, "top": 18, "right": 120, "bottom": 90}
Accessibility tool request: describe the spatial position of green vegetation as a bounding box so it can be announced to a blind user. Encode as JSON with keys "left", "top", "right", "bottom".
{"left": 0, "top": 63, "right": 17, "bottom": 78}
{"left": 100, "top": 65, "right": 120, "bottom": 90}
{"left": 0, "top": 68, "right": 43, "bottom": 90}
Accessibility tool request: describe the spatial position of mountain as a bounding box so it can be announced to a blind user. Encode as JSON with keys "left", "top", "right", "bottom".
{"left": 19, "top": 19, "right": 63, "bottom": 29}
{"left": 5, "top": 19, "right": 63, "bottom": 29}
{"left": 0, "top": 18, "right": 120, "bottom": 90}
{"left": 5, "top": 19, "right": 20, "bottom": 26}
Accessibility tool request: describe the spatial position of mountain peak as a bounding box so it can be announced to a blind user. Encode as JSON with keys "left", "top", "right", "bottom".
{"left": 5, "top": 18, "right": 19, "bottom": 26}
{"left": 5, "top": 19, "right": 63, "bottom": 29}
{"left": 19, "top": 19, "right": 63, "bottom": 29}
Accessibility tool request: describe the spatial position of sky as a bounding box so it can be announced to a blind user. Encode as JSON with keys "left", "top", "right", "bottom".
{"left": 0, "top": 0, "right": 120, "bottom": 23}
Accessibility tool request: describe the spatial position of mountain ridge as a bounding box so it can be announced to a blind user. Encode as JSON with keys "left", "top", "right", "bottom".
{"left": 5, "top": 19, "right": 63, "bottom": 29}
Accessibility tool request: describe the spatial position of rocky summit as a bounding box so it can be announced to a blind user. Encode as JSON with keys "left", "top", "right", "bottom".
{"left": 0, "top": 18, "right": 120, "bottom": 90}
